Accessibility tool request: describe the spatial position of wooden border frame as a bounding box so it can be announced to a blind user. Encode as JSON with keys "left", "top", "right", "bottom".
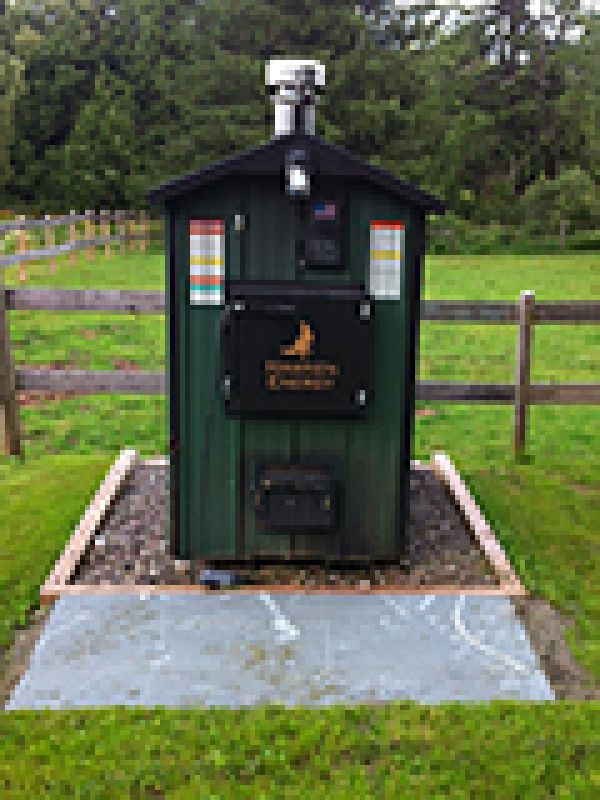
{"left": 43, "top": 584, "right": 519, "bottom": 598}
{"left": 431, "top": 452, "right": 525, "bottom": 594}
{"left": 40, "top": 449, "right": 138, "bottom": 603}
{"left": 40, "top": 450, "right": 525, "bottom": 603}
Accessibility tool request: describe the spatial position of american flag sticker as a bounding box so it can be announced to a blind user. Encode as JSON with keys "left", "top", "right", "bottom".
{"left": 313, "top": 201, "right": 337, "bottom": 221}
{"left": 189, "top": 219, "right": 225, "bottom": 306}
{"left": 369, "top": 220, "right": 404, "bottom": 299}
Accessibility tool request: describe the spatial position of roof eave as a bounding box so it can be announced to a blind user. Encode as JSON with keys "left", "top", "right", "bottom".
{"left": 146, "top": 133, "right": 446, "bottom": 214}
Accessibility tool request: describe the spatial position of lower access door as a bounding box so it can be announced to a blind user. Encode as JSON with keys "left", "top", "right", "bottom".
{"left": 252, "top": 462, "right": 339, "bottom": 531}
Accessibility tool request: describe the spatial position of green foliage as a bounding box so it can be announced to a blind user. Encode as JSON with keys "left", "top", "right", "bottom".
{"left": 520, "top": 167, "right": 600, "bottom": 238}
{"left": 1, "top": 0, "right": 599, "bottom": 220}
{"left": 208, "top": 0, "right": 365, "bottom": 60}
{"left": 0, "top": 47, "right": 23, "bottom": 185}
{"left": 0, "top": 3, "right": 42, "bottom": 190}
{"left": 427, "top": 210, "right": 600, "bottom": 255}
{"left": 58, "top": 66, "right": 145, "bottom": 209}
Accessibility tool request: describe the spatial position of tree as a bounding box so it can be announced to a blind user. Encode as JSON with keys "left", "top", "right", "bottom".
{"left": 207, "top": 0, "right": 365, "bottom": 60}
{"left": 472, "top": 0, "right": 592, "bottom": 183}
{"left": 6, "top": 1, "right": 112, "bottom": 206}
{"left": 556, "top": 13, "right": 600, "bottom": 184}
{"left": 55, "top": 66, "right": 143, "bottom": 210}
{"left": 520, "top": 167, "right": 600, "bottom": 244}
{"left": 357, "top": 1, "right": 467, "bottom": 52}
{"left": 0, "top": 46, "right": 22, "bottom": 191}
{"left": 5, "top": 0, "right": 222, "bottom": 207}
{"left": 1, "top": 0, "right": 598, "bottom": 221}
{"left": 0, "top": 3, "right": 42, "bottom": 203}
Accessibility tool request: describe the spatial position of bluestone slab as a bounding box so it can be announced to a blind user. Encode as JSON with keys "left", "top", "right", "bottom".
{"left": 7, "top": 593, "right": 554, "bottom": 708}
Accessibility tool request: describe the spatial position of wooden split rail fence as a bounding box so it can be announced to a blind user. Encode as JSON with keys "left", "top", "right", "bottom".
{"left": 0, "top": 210, "right": 153, "bottom": 281}
{"left": 1, "top": 287, "right": 599, "bottom": 458}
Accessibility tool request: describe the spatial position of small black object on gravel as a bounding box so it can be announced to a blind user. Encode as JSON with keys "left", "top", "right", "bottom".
{"left": 197, "top": 570, "right": 253, "bottom": 589}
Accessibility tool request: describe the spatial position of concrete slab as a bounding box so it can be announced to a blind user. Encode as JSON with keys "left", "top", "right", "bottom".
{"left": 7, "top": 593, "right": 554, "bottom": 709}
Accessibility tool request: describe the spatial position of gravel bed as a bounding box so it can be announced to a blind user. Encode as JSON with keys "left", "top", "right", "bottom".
{"left": 72, "top": 462, "right": 499, "bottom": 588}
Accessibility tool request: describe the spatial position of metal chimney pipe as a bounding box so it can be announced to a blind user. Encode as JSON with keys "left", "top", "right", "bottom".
{"left": 265, "top": 59, "right": 326, "bottom": 137}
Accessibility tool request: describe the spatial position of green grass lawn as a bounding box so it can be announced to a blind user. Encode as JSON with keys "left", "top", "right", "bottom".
{"left": 1, "top": 250, "right": 599, "bottom": 796}
{"left": 0, "top": 454, "right": 114, "bottom": 653}
{"left": 1, "top": 704, "right": 598, "bottom": 798}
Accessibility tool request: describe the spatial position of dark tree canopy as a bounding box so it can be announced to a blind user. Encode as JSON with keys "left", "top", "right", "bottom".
{"left": 1, "top": 0, "right": 598, "bottom": 237}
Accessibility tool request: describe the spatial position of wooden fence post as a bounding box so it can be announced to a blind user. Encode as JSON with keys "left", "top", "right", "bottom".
{"left": 69, "top": 209, "right": 77, "bottom": 266}
{"left": 118, "top": 210, "right": 126, "bottom": 256}
{"left": 129, "top": 213, "right": 136, "bottom": 253}
{"left": 514, "top": 289, "right": 535, "bottom": 455}
{"left": 85, "top": 209, "right": 95, "bottom": 261}
{"left": 17, "top": 214, "right": 27, "bottom": 283}
{"left": 139, "top": 210, "right": 147, "bottom": 254}
{"left": 0, "top": 276, "right": 22, "bottom": 457}
{"left": 45, "top": 213, "right": 56, "bottom": 274}
{"left": 84, "top": 209, "right": 90, "bottom": 260}
{"left": 101, "top": 209, "right": 111, "bottom": 257}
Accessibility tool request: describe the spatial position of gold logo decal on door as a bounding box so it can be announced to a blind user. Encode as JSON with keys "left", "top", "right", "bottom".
{"left": 279, "top": 320, "right": 314, "bottom": 359}
{"left": 265, "top": 320, "right": 339, "bottom": 391}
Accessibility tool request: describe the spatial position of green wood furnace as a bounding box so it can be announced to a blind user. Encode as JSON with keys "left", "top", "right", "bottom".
{"left": 148, "top": 59, "right": 445, "bottom": 563}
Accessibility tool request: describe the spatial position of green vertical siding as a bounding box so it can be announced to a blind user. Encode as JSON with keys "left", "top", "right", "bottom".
{"left": 172, "top": 203, "right": 191, "bottom": 558}
{"left": 179, "top": 183, "right": 242, "bottom": 558}
{"left": 240, "top": 177, "right": 295, "bottom": 556}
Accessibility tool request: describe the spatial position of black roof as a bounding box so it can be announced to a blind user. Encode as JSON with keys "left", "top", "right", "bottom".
{"left": 147, "top": 132, "right": 445, "bottom": 214}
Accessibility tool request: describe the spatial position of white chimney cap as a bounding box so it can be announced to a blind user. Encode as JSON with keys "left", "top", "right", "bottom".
{"left": 266, "top": 59, "right": 325, "bottom": 137}
{"left": 265, "top": 59, "right": 325, "bottom": 89}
